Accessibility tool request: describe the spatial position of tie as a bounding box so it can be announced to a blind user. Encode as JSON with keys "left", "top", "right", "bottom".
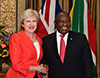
{"left": 60, "top": 35, "right": 66, "bottom": 63}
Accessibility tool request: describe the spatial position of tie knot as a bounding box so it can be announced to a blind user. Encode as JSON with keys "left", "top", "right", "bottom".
{"left": 60, "top": 35, "right": 65, "bottom": 38}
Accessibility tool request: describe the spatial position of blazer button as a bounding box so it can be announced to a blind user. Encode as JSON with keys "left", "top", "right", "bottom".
{"left": 35, "top": 59, "right": 37, "bottom": 61}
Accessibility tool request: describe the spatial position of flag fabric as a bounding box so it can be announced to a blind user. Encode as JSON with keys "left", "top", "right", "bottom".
{"left": 69, "top": 0, "right": 96, "bottom": 77}
{"left": 35, "top": 0, "right": 62, "bottom": 38}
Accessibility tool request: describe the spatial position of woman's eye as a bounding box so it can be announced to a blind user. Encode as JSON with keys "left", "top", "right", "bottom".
{"left": 33, "top": 20, "right": 36, "bottom": 22}
{"left": 26, "top": 20, "right": 37, "bottom": 22}
{"left": 26, "top": 21, "right": 30, "bottom": 22}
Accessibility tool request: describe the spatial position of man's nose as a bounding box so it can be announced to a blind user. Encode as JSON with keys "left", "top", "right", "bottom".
{"left": 63, "top": 22, "right": 68, "bottom": 25}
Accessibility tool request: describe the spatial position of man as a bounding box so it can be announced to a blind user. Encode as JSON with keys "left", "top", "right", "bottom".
{"left": 41, "top": 12, "right": 94, "bottom": 78}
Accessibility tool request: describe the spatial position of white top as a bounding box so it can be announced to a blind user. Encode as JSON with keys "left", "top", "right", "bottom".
{"left": 33, "top": 40, "right": 40, "bottom": 60}
{"left": 56, "top": 31, "right": 69, "bottom": 55}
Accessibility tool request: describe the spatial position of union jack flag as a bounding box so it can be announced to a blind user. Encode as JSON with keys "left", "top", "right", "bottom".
{"left": 35, "top": 0, "right": 62, "bottom": 38}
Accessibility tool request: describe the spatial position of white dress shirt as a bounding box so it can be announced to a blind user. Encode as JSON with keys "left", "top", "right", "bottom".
{"left": 56, "top": 31, "right": 69, "bottom": 55}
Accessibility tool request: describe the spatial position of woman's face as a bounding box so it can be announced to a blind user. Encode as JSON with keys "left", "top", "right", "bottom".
{"left": 22, "top": 16, "right": 37, "bottom": 34}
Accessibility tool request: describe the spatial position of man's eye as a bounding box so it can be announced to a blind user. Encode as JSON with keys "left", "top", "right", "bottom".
{"left": 66, "top": 20, "right": 70, "bottom": 23}
{"left": 59, "top": 20, "right": 70, "bottom": 23}
{"left": 59, "top": 21, "right": 64, "bottom": 23}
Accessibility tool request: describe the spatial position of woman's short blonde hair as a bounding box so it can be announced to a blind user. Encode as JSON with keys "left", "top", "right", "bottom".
{"left": 20, "top": 9, "right": 39, "bottom": 24}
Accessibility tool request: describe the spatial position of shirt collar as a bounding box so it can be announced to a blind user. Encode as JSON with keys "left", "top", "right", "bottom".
{"left": 56, "top": 31, "right": 69, "bottom": 38}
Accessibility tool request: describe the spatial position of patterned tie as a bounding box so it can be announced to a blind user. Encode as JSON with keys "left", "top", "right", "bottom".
{"left": 60, "top": 35, "right": 66, "bottom": 63}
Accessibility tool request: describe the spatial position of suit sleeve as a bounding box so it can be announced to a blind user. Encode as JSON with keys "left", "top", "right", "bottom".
{"left": 9, "top": 34, "right": 30, "bottom": 76}
{"left": 82, "top": 34, "right": 94, "bottom": 78}
{"left": 40, "top": 38, "right": 49, "bottom": 65}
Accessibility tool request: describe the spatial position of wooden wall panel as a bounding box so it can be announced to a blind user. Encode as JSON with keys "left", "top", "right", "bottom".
{"left": 0, "top": 0, "right": 15, "bottom": 32}
{"left": 17, "top": 0, "right": 24, "bottom": 32}
{"left": 97, "top": 0, "right": 100, "bottom": 77}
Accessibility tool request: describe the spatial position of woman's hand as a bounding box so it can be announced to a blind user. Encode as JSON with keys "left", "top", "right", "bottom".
{"left": 38, "top": 64, "right": 49, "bottom": 75}
{"left": 28, "top": 64, "right": 49, "bottom": 75}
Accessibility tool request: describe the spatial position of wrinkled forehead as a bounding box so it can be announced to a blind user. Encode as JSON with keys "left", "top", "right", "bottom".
{"left": 58, "top": 12, "right": 68, "bottom": 17}
{"left": 56, "top": 12, "right": 70, "bottom": 20}
{"left": 27, "top": 15, "right": 36, "bottom": 18}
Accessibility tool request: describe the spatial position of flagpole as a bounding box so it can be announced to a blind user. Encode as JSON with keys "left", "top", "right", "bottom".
{"left": 23, "top": 0, "right": 26, "bottom": 10}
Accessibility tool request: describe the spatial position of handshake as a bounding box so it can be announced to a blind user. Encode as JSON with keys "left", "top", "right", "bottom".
{"left": 38, "top": 64, "right": 49, "bottom": 75}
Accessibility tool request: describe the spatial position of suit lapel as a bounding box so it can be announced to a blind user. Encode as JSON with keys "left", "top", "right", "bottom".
{"left": 64, "top": 31, "right": 75, "bottom": 64}
{"left": 51, "top": 32, "right": 63, "bottom": 63}
{"left": 51, "top": 31, "right": 75, "bottom": 64}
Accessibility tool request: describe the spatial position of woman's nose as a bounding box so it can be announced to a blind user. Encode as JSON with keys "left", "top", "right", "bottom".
{"left": 30, "top": 22, "right": 34, "bottom": 25}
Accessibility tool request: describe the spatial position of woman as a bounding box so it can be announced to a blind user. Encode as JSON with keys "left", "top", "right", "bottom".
{"left": 6, "top": 9, "right": 48, "bottom": 78}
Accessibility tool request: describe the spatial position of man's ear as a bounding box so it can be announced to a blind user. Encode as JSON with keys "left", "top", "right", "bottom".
{"left": 54, "top": 21, "right": 56, "bottom": 26}
{"left": 54, "top": 21, "right": 57, "bottom": 31}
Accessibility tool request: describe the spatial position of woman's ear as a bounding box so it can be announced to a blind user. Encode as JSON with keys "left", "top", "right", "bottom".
{"left": 21, "top": 24, "right": 24, "bottom": 27}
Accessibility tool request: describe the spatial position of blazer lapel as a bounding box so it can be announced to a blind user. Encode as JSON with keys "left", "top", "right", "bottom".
{"left": 21, "top": 30, "right": 42, "bottom": 62}
{"left": 35, "top": 33, "right": 43, "bottom": 62}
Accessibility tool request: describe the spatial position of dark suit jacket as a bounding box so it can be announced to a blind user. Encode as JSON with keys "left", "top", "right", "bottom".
{"left": 41, "top": 31, "right": 94, "bottom": 78}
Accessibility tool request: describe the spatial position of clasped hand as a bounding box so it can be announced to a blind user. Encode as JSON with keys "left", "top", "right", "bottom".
{"left": 38, "top": 64, "right": 48, "bottom": 75}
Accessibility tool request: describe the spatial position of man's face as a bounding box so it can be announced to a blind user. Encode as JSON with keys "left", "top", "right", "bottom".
{"left": 54, "top": 13, "right": 71, "bottom": 34}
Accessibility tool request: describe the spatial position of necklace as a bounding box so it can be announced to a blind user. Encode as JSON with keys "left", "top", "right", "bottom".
{"left": 32, "top": 35, "right": 36, "bottom": 43}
